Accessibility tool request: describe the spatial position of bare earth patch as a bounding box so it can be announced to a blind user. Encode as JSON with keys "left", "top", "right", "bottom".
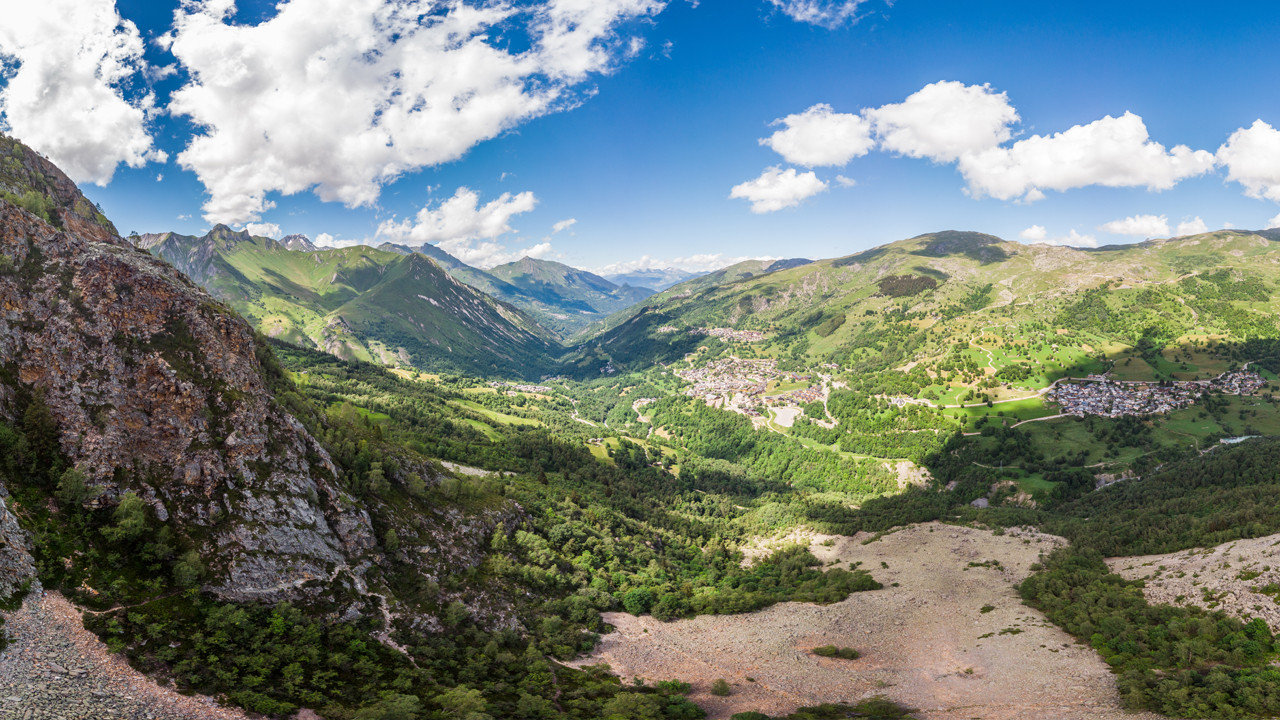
{"left": 572, "top": 523, "right": 1161, "bottom": 720}
{"left": 1109, "top": 532, "right": 1280, "bottom": 631}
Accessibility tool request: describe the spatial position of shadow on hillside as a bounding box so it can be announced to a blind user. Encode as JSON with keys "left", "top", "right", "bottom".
{"left": 909, "top": 231, "right": 1010, "bottom": 265}
{"left": 562, "top": 308, "right": 707, "bottom": 379}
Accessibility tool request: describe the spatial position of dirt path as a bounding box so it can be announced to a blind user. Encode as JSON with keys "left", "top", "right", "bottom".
{"left": 568, "top": 400, "right": 597, "bottom": 427}
{"left": 1010, "top": 412, "right": 1077, "bottom": 427}
{"left": 571, "top": 523, "right": 1160, "bottom": 720}
{"left": 0, "top": 586, "right": 252, "bottom": 720}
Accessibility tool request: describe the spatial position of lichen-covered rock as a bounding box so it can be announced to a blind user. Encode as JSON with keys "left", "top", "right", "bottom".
{"left": 0, "top": 135, "right": 374, "bottom": 602}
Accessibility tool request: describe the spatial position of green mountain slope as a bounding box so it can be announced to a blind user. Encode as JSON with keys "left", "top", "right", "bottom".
{"left": 379, "top": 243, "right": 652, "bottom": 335}
{"left": 572, "top": 257, "right": 811, "bottom": 342}
{"left": 574, "top": 230, "right": 1280, "bottom": 385}
{"left": 139, "top": 227, "right": 557, "bottom": 377}
{"left": 145, "top": 230, "right": 651, "bottom": 344}
{"left": 487, "top": 256, "right": 653, "bottom": 336}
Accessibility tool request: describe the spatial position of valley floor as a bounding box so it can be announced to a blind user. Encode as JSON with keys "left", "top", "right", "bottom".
{"left": 0, "top": 586, "right": 250, "bottom": 720}
{"left": 571, "top": 523, "right": 1162, "bottom": 720}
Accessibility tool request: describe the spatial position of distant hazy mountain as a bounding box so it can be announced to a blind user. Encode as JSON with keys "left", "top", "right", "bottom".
{"left": 380, "top": 243, "right": 654, "bottom": 336}
{"left": 603, "top": 267, "right": 704, "bottom": 291}
{"left": 138, "top": 227, "right": 557, "bottom": 377}
{"left": 281, "top": 233, "right": 316, "bottom": 251}
{"left": 487, "top": 257, "right": 653, "bottom": 333}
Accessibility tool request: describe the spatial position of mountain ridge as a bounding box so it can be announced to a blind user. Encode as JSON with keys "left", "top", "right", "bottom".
{"left": 143, "top": 233, "right": 655, "bottom": 342}
{"left": 137, "top": 228, "right": 559, "bottom": 376}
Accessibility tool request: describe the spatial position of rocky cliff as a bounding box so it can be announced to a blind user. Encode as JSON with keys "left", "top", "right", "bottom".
{"left": 0, "top": 135, "right": 375, "bottom": 602}
{"left": 0, "top": 484, "right": 36, "bottom": 600}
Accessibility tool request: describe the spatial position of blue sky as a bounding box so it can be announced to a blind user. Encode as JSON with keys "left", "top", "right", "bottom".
{"left": 3, "top": 0, "right": 1280, "bottom": 272}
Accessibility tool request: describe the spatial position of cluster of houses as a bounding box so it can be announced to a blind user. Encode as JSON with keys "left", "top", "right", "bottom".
{"left": 490, "top": 381, "right": 554, "bottom": 394}
{"left": 676, "top": 357, "right": 821, "bottom": 418}
{"left": 1049, "top": 369, "right": 1267, "bottom": 417}
{"left": 692, "top": 327, "right": 767, "bottom": 343}
{"left": 763, "top": 384, "right": 823, "bottom": 406}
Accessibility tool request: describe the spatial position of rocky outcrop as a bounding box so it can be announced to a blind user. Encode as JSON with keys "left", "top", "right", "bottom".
{"left": 0, "top": 135, "right": 374, "bottom": 602}
{"left": 0, "top": 484, "right": 36, "bottom": 601}
{"left": 281, "top": 234, "right": 316, "bottom": 252}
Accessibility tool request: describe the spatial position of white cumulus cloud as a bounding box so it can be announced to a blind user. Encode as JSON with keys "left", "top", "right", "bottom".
{"left": 959, "top": 113, "right": 1215, "bottom": 202}
{"left": 0, "top": 0, "right": 166, "bottom": 185}
{"left": 767, "top": 0, "right": 872, "bottom": 28}
{"left": 376, "top": 187, "right": 540, "bottom": 269}
{"left": 866, "top": 81, "right": 1019, "bottom": 164}
{"left": 164, "top": 0, "right": 665, "bottom": 224}
{"left": 1217, "top": 120, "right": 1280, "bottom": 203}
{"left": 552, "top": 218, "right": 577, "bottom": 233}
{"left": 1267, "top": 213, "right": 1280, "bottom": 230}
{"left": 751, "top": 83, "right": 1221, "bottom": 208}
{"left": 593, "top": 253, "right": 777, "bottom": 275}
{"left": 244, "top": 222, "right": 282, "bottom": 239}
{"left": 1019, "top": 225, "right": 1046, "bottom": 241}
{"left": 730, "top": 166, "right": 828, "bottom": 213}
{"left": 1174, "top": 217, "right": 1208, "bottom": 236}
{"left": 1098, "top": 214, "right": 1170, "bottom": 237}
{"left": 759, "top": 104, "right": 874, "bottom": 167}
{"left": 1039, "top": 229, "right": 1098, "bottom": 248}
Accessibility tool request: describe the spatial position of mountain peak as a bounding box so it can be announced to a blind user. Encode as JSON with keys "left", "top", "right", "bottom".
{"left": 206, "top": 224, "right": 253, "bottom": 248}
{"left": 281, "top": 233, "right": 316, "bottom": 251}
{"left": 377, "top": 241, "right": 415, "bottom": 255}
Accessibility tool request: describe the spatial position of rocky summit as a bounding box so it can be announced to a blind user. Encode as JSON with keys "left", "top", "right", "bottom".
{"left": 0, "top": 136, "right": 375, "bottom": 603}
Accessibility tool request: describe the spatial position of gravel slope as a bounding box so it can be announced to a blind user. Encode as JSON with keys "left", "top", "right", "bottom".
{"left": 1109, "top": 532, "right": 1280, "bottom": 630}
{"left": 572, "top": 522, "right": 1162, "bottom": 720}
{"left": 0, "top": 586, "right": 252, "bottom": 720}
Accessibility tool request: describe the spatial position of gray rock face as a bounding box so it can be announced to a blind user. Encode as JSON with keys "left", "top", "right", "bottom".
{"left": 0, "top": 484, "right": 36, "bottom": 601}
{"left": 0, "top": 137, "right": 373, "bottom": 602}
{"left": 280, "top": 233, "right": 316, "bottom": 252}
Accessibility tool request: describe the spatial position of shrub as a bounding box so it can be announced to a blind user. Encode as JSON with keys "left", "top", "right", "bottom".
{"left": 622, "top": 586, "right": 655, "bottom": 615}
{"left": 812, "top": 645, "right": 859, "bottom": 660}
{"left": 711, "top": 678, "right": 731, "bottom": 696}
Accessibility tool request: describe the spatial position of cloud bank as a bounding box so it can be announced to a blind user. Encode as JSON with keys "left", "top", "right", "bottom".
{"left": 0, "top": 0, "right": 166, "bottom": 185}
{"left": 735, "top": 80, "right": 1265, "bottom": 213}
{"left": 163, "top": 0, "right": 665, "bottom": 224}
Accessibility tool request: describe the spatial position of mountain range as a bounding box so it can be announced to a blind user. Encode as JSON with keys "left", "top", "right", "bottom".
{"left": 574, "top": 229, "right": 1280, "bottom": 379}
{"left": 133, "top": 219, "right": 1280, "bottom": 388}
{"left": 135, "top": 229, "right": 658, "bottom": 374}
{"left": 136, "top": 228, "right": 559, "bottom": 377}
{"left": 602, "top": 267, "right": 704, "bottom": 291}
